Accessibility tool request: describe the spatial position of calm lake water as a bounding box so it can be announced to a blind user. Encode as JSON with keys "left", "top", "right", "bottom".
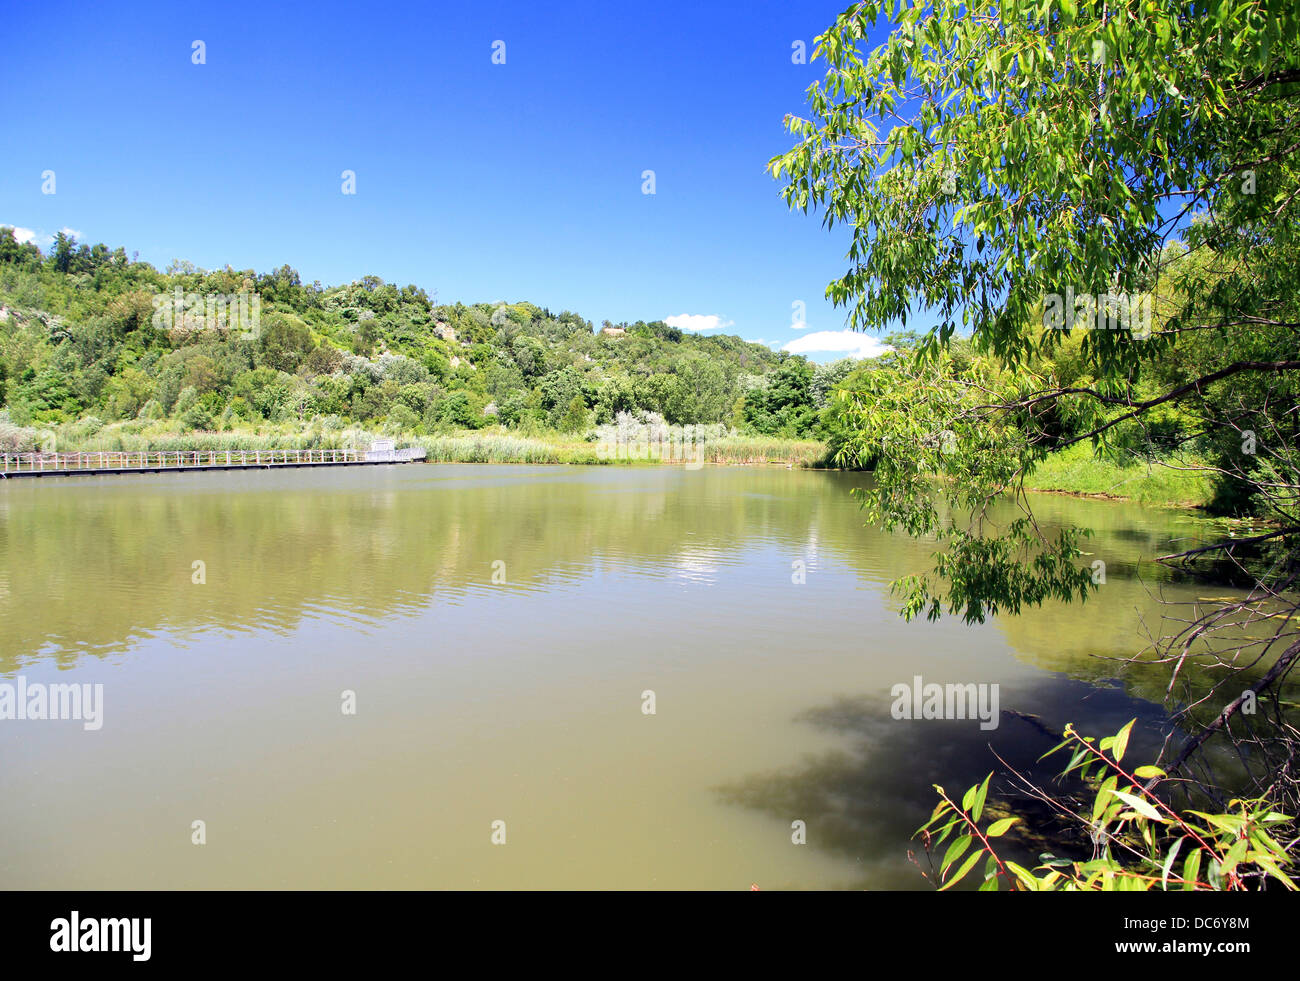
{"left": 0, "top": 463, "right": 1233, "bottom": 889}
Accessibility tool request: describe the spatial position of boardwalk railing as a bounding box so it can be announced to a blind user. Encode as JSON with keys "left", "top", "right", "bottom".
{"left": 0, "top": 447, "right": 427, "bottom": 475}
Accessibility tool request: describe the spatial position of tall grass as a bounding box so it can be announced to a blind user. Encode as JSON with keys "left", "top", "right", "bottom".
{"left": 416, "top": 435, "right": 581, "bottom": 464}
{"left": 39, "top": 418, "right": 832, "bottom": 468}
{"left": 414, "top": 434, "right": 831, "bottom": 465}
{"left": 41, "top": 420, "right": 387, "bottom": 453}
{"left": 1023, "top": 442, "right": 1215, "bottom": 507}
{"left": 701, "top": 435, "right": 828, "bottom": 467}
{"left": 30, "top": 416, "right": 1215, "bottom": 499}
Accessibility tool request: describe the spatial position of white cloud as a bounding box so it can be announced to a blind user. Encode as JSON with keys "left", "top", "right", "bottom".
{"left": 2, "top": 225, "right": 48, "bottom": 247}
{"left": 782, "top": 330, "right": 892, "bottom": 359}
{"left": 664, "top": 313, "right": 734, "bottom": 332}
{"left": 0, "top": 224, "right": 82, "bottom": 250}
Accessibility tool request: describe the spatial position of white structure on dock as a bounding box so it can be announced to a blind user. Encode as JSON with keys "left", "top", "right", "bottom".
{"left": 365, "top": 439, "right": 396, "bottom": 462}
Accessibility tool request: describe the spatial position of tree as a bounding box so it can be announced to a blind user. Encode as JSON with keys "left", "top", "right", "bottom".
{"left": 49, "top": 231, "right": 76, "bottom": 274}
{"left": 558, "top": 395, "right": 589, "bottom": 433}
{"left": 386, "top": 403, "right": 420, "bottom": 432}
{"left": 510, "top": 335, "right": 548, "bottom": 379}
{"left": 303, "top": 344, "right": 344, "bottom": 378}
{"left": 434, "top": 391, "right": 479, "bottom": 429}
{"left": 539, "top": 365, "right": 587, "bottom": 425}
{"left": 0, "top": 226, "right": 41, "bottom": 267}
{"left": 678, "top": 357, "right": 731, "bottom": 423}
{"left": 773, "top": 0, "right": 1300, "bottom": 836}
{"left": 636, "top": 373, "right": 691, "bottom": 425}
{"left": 259, "top": 313, "right": 315, "bottom": 372}
{"left": 257, "top": 264, "right": 305, "bottom": 306}
{"left": 100, "top": 366, "right": 155, "bottom": 420}
{"left": 352, "top": 320, "right": 379, "bottom": 357}
{"left": 810, "top": 357, "right": 860, "bottom": 409}
{"left": 742, "top": 357, "right": 818, "bottom": 436}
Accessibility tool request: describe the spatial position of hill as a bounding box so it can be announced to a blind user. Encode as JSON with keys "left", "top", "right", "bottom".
{"left": 0, "top": 227, "right": 847, "bottom": 449}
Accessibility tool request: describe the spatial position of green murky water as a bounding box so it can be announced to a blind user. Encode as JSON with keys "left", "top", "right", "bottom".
{"left": 0, "top": 464, "right": 1234, "bottom": 888}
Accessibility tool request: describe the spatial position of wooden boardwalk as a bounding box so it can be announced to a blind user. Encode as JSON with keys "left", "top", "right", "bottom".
{"left": 0, "top": 447, "right": 426, "bottom": 479}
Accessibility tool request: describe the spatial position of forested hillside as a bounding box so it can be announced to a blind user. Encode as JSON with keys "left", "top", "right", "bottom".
{"left": 0, "top": 227, "right": 855, "bottom": 444}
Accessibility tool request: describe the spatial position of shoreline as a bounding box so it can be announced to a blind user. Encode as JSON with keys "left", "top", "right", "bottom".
{"left": 3, "top": 424, "right": 1221, "bottom": 514}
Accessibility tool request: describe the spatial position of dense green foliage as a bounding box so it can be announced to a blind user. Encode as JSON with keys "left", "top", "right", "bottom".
{"left": 772, "top": 0, "right": 1298, "bottom": 615}
{"left": 0, "top": 228, "right": 846, "bottom": 443}
{"left": 775, "top": 0, "right": 1300, "bottom": 880}
{"left": 918, "top": 721, "right": 1296, "bottom": 891}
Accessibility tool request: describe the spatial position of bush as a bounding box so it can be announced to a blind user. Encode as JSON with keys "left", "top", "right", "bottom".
{"left": 385, "top": 403, "right": 420, "bottom": 433}
{"left": 173, "top": 385, "right": 199, "bottom": 417}
{"left": 179, "top": 403, "right": 215, "bottom": 433}
{"left": 915, "top": 721, "right": 1297, "bottom": 892}
{"left": 0, "top": 420, "right": 41, "bottom": 452}
{"left": 558, "top": 395, "right": 588, "bottom": 433}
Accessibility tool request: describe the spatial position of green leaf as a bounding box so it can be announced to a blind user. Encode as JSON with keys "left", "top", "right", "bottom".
{"left": 1222, "top": 837, "right": 1248, "bottom": 878}
{"left": 1161, "top": 837, "right": 1185, "bottom": 891}
{"left": 941, "top": 835, "right": 973, "bottom": 875}
{"left": 1006, "top": 861, "right": 1039, "bottom": 890}
{"left": 986, "top": 817, "right": 1018, "bottom": 837}
{"left": 1093, "top": 776, "right": 1118, "bottom": 821}
{"left": 1207, "top": 858, "right": 1223, "bottom": 890}
{"left": 972, "top": 773, "right": 992, "bottom": 822}
{"left": 1251, "top": 856, "right": 1298, "bottom": 891}
{"left": 1110, "top": 789, "right": 1163, "bottom": 822}
{"left": 1187, "top": 811, "right": 1246, "bottom": 835}
{"left": 940, "top": 851, "right": 983, "bottom": 891}
{"left": 1112, "top": 719, "right": 1134, "bottom": 764}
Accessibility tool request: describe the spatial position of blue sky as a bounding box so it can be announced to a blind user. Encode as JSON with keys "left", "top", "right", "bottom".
{"left": 1, "top": 0, "right": 901, "bottom": 361}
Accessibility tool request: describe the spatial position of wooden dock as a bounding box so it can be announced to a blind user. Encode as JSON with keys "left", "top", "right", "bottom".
{"left": 0, "top": 447, "right": 427, "bottom": 479}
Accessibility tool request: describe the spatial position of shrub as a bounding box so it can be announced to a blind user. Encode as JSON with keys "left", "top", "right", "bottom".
{"left": 915, "top": 721, "right": 1297, "bottom": 892}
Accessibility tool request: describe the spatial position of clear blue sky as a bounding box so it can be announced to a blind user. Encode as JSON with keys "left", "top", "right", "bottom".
{"left": 1, "top": 0, "right": 901, "bottom": 361}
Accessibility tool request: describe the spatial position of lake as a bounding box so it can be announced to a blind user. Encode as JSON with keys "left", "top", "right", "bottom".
{"left": 0, "top": 463, "right": 1230, "bottom": 888}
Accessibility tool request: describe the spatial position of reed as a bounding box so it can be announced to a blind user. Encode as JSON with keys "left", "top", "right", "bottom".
{"left": 42, "top": 419, "right": 832, "bottom": 468}
{"left": 700, "top": 436, "right": 829, "bottom": 467}
{"left": 416, "top": 435, "right": 578, "bottom": 464}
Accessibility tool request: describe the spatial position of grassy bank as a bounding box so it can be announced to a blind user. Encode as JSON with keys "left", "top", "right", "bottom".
{"left": 415, "top": 433, "right": 826, "bottom": 466}
{"left": 1023, "top": 442, "right": 1215, "bottom": 508}
{"left": 3, "top": 415, "right": 1214, "bottom": 506}
{"left": 2, "top": 416, "right": 829, "bottom": 468}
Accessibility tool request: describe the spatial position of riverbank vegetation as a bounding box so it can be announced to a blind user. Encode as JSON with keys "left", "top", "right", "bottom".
{"left": 0, "top": 230, "right": 850, "bottom": 445}
{"left": 0, "top": 220, "right": 861, "bottom": 474}
{"left": 0, "top": 412, "right": 829, "bottom": 469}
{"left": 775, "top": 0, "right": 1300, "bottom": 887}
{"left": 0, "top": 225, "right": 1223, "bottom": 500}
{"left": 2, "top": 224, "right": 1235, "bottom": 506}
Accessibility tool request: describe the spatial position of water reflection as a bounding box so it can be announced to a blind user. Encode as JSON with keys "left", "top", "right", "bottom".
{"left": 716, "top": 677, "right": 1172, "bottom": 889}
{"left": 0, "top": 463, "right": 1272, "bottom": 889}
